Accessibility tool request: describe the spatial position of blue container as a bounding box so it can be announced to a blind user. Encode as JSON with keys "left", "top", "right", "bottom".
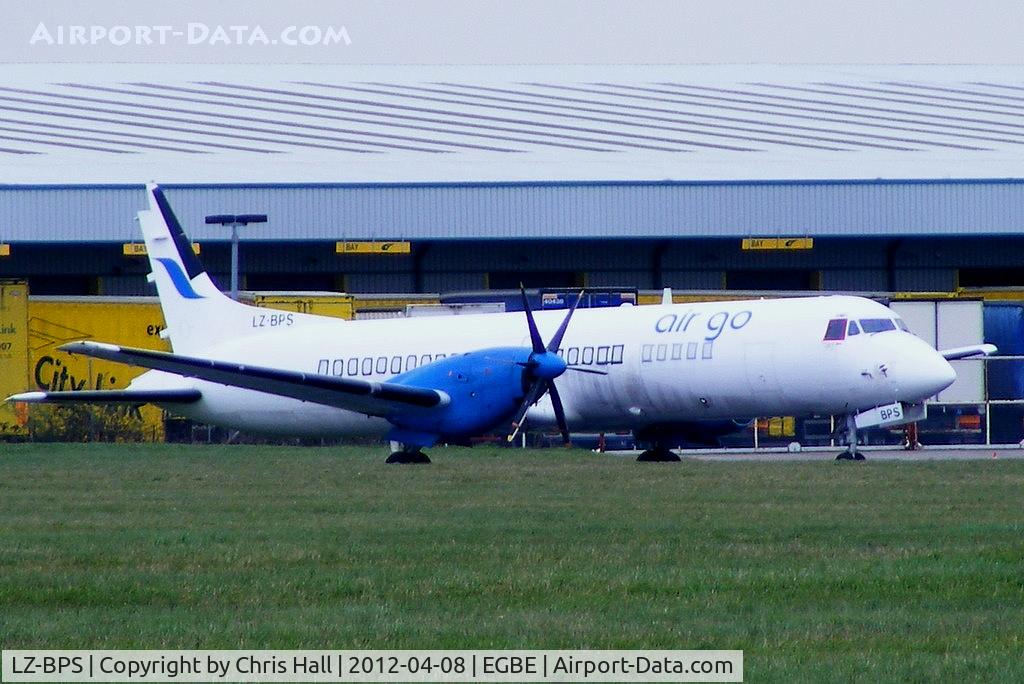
{"left": 984, "top": 304, "right": 1024, "bottom": 443}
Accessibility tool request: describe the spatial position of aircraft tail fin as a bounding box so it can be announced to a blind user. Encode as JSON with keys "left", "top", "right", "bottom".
{"left": 140, "top": 183, "right": 259, "bottom": 354}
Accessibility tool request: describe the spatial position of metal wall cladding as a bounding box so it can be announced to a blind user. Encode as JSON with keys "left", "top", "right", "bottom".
{"left": 661, "top": 270, "right": 725, "bottom": 290}
{"left": 420, "top": 240, "right": 651, "bottom": 271}
{"left": 3, "top": 180, "right": 1024, "bottom": 242}
{"left": 421, "top": 271, "right": 486, "bottom": 293}
{"left": 345, "top": 272, "right": 415, "bottom": 293}
{"left": 822, "top": 269, "right": 890, "bottom": 292}
{"left": 892, "top": 269, "right": 958, "bottom": 292}
{"left": 586, "top": 270, "right": 652, "bottom": 288}
{"left": 1, "top": 186, "right": 142, "bottom": 242}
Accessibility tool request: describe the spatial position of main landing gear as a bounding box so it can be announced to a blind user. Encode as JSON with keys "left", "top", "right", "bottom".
{"left": 836, "top": 413, "right": 865, "bottom": 461}
{"left": 385, "top": 441, "right": 431, "bottom": 464}
{"left": 636, "top": 445, "right": 682, "bottom": 462}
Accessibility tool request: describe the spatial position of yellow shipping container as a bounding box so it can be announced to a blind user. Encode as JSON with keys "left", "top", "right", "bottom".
{"left": 767, "top": 416, "right": 797, "bottom": 438}
{"left": 9, "top": 291, "right": 359, "bottom": 442}
{"left": 638, "top": 291, "right": 765, "bottom": 305}
{"left": 352, "top": 293, "right": 440, "bottom": 318}
{"left": 239, "top": 291, "right": 355, "bottom": 319}
{"left": 0, "top": 282, "right": 30, "bottom": 437}
{"left": 27, "top": 296, "right": 170, "bottom": 441}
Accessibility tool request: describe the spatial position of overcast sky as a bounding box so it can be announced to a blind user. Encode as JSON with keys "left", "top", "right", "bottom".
{"left": 3, "top": 0, "right": 1023, "bottom": 64}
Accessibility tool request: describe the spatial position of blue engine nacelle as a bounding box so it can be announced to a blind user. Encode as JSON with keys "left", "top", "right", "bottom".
{"left": 384, "top": 347, "right": 532, "bottom": 447}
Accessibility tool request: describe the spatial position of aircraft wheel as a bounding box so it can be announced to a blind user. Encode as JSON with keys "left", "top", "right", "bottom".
{"left": 386, "top": 450, "right": 432, "bottom": 464}
{"left": 636, "top": 448, "right": 681, "bottom": 462}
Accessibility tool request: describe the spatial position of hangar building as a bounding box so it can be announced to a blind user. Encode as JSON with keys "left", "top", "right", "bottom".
{"left": 1, "top": 63, "right": 1023, "bottom": 296}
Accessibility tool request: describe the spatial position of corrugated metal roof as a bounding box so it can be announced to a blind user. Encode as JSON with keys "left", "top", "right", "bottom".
{"left": 2, "top": 178, "right": 1023, "bottom": 241}
{"left": 1, "top": 63, "right": 1023, "bottom": 183}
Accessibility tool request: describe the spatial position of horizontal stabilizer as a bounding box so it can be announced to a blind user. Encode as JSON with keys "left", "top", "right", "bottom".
{"left": 58, "top": 341, "right": 449, "bottom": 416}
{"left": 940, "top": 344, "right": 998, "bottom": 360}
{"left": 7, "top": 389, "right": 202, "bottom": 404}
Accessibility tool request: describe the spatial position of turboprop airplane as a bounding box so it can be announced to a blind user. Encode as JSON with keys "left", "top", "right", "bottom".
{"left": 7, "top": 184, "right": 996, "bottom": 462}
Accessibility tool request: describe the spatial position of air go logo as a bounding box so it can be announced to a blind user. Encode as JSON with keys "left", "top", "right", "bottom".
{"left": 655, "top": 309, "right": 753, "bottom": 341}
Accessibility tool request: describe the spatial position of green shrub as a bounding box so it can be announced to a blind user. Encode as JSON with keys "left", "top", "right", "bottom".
{"left": 27, "top": 404, "right": 147, "bottom": 442}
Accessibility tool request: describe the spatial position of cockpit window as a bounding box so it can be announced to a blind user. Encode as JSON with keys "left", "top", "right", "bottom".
{"left": 896, "top": 318, "right": 910, "bottom": 332}
{"left": 847, "top": 320, "right": 861, "bottom": 336}
{"left": 824, "top": 318, "right": 847, "bottom": 341}
{"left": 860, "top": 318, "right": 897, "bottom": 333}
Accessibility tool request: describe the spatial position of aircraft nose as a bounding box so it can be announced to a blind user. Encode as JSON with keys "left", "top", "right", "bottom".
{"left": 914, "top": 351, "right": 956, "bottom": 398}
{"left": 888, "top": 340, "right": 956, "bottom": 400}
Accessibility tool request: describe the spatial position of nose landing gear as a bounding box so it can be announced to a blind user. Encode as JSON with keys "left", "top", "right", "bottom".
{"left": 836, "top": 413, "right": 865, "bottom": 461}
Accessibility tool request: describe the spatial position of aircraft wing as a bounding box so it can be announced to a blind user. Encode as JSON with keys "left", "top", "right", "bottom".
{"left": 56, "top": 341, "right": 449, "bottom": 417}
{"left": 939, "top": 344, "right": 998, "bottom": 360}
{"left": 7, "top": 389, "right": 202, "bottom": 404}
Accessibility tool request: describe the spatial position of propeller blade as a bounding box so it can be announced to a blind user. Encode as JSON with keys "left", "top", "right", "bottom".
{"left": 506, "top": 378, "right": 545, "bottom": 443}
{"left": 546, "top": 289, "right": 585, "bottom": 353}
{"left": 565, "top": 366, "right": 608, "bottom": 375}
{"left": 519, "top": 284, "right": 545, "bottom": 354}
{"left": 547, "top": 381, "right": 571, "bottom": 447}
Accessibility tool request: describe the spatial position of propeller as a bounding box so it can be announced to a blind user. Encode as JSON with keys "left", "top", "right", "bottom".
{"left": 506, "top": 286, "right": 606, "bottom": 446}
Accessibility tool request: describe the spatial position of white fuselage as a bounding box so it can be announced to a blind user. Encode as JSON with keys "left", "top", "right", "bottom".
{"left": 130, "top": 295, "right": 955, "bottom": 439}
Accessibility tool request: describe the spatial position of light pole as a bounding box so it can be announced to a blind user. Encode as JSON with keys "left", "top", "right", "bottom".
{"left": 204, "top": 213, "right": 267, "bottom": 300}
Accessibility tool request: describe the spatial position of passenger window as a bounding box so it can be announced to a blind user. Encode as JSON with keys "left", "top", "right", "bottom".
{"left": 847, "top": 321, "right": 860, "bottom": 336}
{"left": 390, "top": 356, "right": 402, "bottom": 374}
{"left": 671, "top": 343, "right": 683, "bottom": 360}
{"left": 596, "top": 346, "right": 610, "bottom": 364}
{"left": 567, "top": 347, "right": 579, "bottom": 365}
{"left": 419, "top": 354, "right": 432, "bottom": 366}
{"left": 581, "top": 347, "right": 595, "bottom": 364}
{"left": 824, "top": 318, "right": 847, "bottom": 341}
{"left": 687, "top": 342, "right": 698, "bottom": 360}
{"left": 610, "top": 344, "right": 624, "bottom": 364}
{"left": 406, "top": 355, "right": 417, "bottom": 371}
{"left": 347, "top": 358, "right": 359, "bottom": 376}
{"left": 361, "top": 358, "right": 373, "bottom": 376}
{"left": 656, "top": 344, "right": 667, "bottom": 361}
{"left": 375, "top": 357, "right": 388, "bottom": 374}
{"left": 641, "top": 344, "right": 653, "bottom": 362}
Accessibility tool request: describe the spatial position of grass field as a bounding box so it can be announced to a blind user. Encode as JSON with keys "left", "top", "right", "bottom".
{"left": 1, "top": 443, "right": 1022, "bottom": 681}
